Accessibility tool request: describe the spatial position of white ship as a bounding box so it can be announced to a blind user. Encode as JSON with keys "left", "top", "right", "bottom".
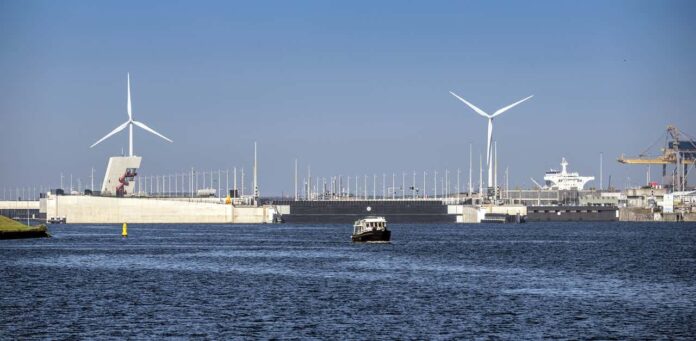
{"left": 543, "top": 158, "right": 594, "bottom": 190}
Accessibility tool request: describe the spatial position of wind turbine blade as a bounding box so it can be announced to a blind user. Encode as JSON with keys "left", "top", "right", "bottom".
{"left": 449, "top": 91, "right": 490, "bottom": 118}
{"left": 90, "top": 121, "right": 130, "bottom": 148}
{"left": 530, "top": 178, "right": 544, "bottom": 189}
{"left": 127, "top": 73, "right": 132, "bottom": 120}
{"left": 490, "top": 95, "right": 533, "bottom": 118}
{"left": 132, "top": 120, "right": 173, "bottom": 143}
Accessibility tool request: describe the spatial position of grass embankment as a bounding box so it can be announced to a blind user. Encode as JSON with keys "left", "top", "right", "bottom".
{"left": 0, "top": 215, "right": 49, "bottom": 239}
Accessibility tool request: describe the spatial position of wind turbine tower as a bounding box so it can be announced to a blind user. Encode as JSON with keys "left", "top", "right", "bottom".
{"left": 90, "top": 73, "right": 173, "bottom": 196}
{"left": 450, "top": 91, "right": 532, "bottom": 197}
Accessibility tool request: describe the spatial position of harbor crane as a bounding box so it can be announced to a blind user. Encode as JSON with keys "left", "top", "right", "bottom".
{"left": 618, "top": 125, "right": 696, "bottom": 190}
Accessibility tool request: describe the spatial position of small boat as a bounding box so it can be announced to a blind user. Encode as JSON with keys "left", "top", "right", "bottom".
{"left": 352, "top": 216, "right": 391, "bottom": 242}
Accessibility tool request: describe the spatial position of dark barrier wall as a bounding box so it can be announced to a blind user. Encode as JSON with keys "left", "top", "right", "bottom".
{"left": 526, "top": 206, "right": 618, "bottom": 222}
{"left": 0, "top": 209, "right": 42, "bottom": 220}
{"left": 269, "top": 200, "right": 455, "bottom": 224}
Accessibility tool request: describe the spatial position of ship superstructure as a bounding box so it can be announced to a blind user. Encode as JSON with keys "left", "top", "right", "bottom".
{"left": 544, "top": 158, "right": 594, "bottom": 190}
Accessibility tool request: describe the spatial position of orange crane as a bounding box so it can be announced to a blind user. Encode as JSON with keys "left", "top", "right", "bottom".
{"left": 618, "top": 125, "right": 696, "bottom": 189}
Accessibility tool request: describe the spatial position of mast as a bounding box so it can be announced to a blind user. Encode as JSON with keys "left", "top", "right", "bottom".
{"left": 505, "top": 166, "right": 509, "bottom": 204}
{"left": 253, "top": 142, "right": 258, "bottom": 199}
{"left": 402, "top": 172, "right": 406, "bottom": 199}
{"left": 457, "top": 168, "right": 460, "bottom": 201}
{"left": 413, "top": 171, "right": 416, "bottom": 199}
{"left": 307, "top": 165, "right": 311, "bottom": 200}
{"left": 600, "top": 152, "right": 603, "bottom": 190}
{"left": 479, "top": 153, "right": 483, "bottom": 198}
{"left": 494, "top": 141, "right": 498, "bottom": 200}
{"left": 469, "top": 143, "right": 472, "bottom": 198}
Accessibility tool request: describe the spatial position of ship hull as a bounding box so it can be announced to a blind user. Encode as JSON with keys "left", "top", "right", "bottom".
{"left": 352, "top": 229, "right": 391, "bottom": 242}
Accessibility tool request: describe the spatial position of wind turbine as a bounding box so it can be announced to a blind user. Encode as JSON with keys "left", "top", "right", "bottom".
{"left": 90, "top": 73, "right": 173, "bottom": 156}
{"left": 449, "top": 91, "right": 532, "bottom": 190}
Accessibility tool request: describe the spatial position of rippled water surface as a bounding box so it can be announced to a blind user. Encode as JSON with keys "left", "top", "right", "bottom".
{"left": 2, "top": 222, "right": 696, "bottom": 339}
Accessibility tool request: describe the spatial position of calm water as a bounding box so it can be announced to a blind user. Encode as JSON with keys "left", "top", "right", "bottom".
{"left": 2, "top": 222, "right": 696, "bottom": 339}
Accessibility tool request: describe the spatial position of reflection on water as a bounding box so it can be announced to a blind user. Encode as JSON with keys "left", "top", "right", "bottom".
{"left": 2, "top": 222, "right": 696, "bottom": 339}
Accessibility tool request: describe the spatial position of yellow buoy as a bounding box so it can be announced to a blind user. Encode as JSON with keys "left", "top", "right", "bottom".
{"left": 225, "top": 195, "right": 232, "bottom": 205}
{"left": 122, "top": 222, "right": 128, "bottom": 238}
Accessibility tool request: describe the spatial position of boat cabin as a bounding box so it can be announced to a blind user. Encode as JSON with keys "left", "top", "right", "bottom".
{"left": 353, "top": 217, "right": 387, "bottom": 235}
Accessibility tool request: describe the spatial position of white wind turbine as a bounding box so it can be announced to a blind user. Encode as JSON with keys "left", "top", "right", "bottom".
{"left": 449, "top": 91, "right": 532, "bottom": 190}
{"left": 90, "top": 73, "right": 173, "bottom": 156}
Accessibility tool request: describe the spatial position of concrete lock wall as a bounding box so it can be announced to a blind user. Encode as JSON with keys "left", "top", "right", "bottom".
{"left": 46, "top": 195, "right": 274, "bottom": 224}
{"left": 463, "top": 207, "right": 481, "bottom": 223}
{"left": 0, "top": 200, "right": 42, "bottom": 219}
{"left": 450, "top": 205, "right": 527, "bottom": 223}
{"left": 0, "top": 201, "right": 40, "bottom": 210}
{"left": 484, "top": 205, "right": 527, "bottom": 216}
{"left": 618, "top": 207, "right": 654, "bottom": 222}
{"left": 450, "top": 205, "right": 483, "bottom": 223}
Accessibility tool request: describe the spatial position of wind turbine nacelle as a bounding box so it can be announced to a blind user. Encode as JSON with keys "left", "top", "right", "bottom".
{"left": 101, "top": 156, "right": 142, "bottom": 196}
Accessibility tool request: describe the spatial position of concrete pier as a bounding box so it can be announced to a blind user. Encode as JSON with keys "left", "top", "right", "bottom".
{"left": 45, "top": 194, "right": 283, "bottom": 224}
{"left": 0, "top": 201, "right": 39, "bottom": 210}
{"left": 449, "top": 204, "right": 527, "bottom": 223}
{"left": 0, "top": 200, "right": 41, "bottom": 220}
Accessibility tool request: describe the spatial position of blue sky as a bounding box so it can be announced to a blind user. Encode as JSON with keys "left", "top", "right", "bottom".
{"left": 1, "top": 0, "right": 695, "bottom": 195}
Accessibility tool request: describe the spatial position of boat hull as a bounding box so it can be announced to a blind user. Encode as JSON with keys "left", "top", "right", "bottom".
{"left": 352, "top": 229, "right": 391, "bottom": 242}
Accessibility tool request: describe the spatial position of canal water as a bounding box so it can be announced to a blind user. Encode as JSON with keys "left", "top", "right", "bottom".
{"left": 1, "top": 222, "right": 695, "bottom": 339}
